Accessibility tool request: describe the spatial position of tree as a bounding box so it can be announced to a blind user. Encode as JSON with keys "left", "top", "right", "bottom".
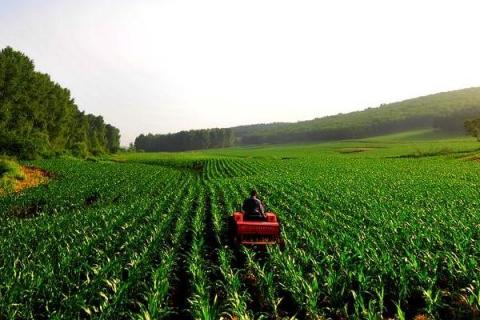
{"left": 465, "top": 118, "right": 480, "bottom": 141}
{"left": 105, "top": 124, "right": 121, "bottom": 153}
{"left": 0, "top": 46, "right": 121, "bottom": 159}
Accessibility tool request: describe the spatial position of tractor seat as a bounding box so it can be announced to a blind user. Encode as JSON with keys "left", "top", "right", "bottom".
{"left": 244, "top": 214, "right": 266, "bottom": 221}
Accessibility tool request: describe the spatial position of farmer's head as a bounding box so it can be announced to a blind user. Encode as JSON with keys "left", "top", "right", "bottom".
{"left": 250, "top": 189, "right": 258, "bottom": 197}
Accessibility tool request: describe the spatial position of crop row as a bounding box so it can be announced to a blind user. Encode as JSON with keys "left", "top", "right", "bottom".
{"left": 2, "top": 152, "right": 480, "bottom": 319}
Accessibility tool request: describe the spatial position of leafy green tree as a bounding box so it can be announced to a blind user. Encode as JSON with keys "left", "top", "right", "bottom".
{"left": 0, "top": 46, "right": 121, "bottom": 158}
{"left": 105, "top": 124, "right": 121, "bottom": 153}
{"left": 465, "top": 118, "right": 480, "bottom": 141}
{"left": 86, "top": 115, "right": 107, "bottom": 155}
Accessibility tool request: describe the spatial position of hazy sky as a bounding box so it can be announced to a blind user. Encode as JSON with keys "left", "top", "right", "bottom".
{"left": 1, "top": 0, "right": 480, "bottom": 145}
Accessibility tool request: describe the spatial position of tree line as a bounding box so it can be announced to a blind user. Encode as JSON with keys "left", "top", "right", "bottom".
{"left": 134, "top": 128, "right": 235, "bottom": 152}
{"left": 0, "top": 47, "right": 120, "bottom": 159}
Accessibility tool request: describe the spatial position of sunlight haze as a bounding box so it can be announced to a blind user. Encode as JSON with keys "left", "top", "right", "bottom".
{"left": 1, "top": 0, "right": 480, "bottom": 145}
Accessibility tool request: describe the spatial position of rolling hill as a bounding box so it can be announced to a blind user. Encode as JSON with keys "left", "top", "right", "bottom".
{"left": 232, "top": 87, "right": 480, "bottom": 145}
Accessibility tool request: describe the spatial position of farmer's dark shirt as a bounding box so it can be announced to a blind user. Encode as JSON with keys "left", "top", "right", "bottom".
{"left": 242, "top": 196, "right": 265, "bottom": 216}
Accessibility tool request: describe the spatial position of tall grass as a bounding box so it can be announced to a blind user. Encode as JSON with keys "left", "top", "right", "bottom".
{"left": 0, "top": 158, "right": 25, "bottom": 191}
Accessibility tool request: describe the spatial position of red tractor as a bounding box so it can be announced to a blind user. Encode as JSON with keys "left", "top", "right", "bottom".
{"left": 229, "top": 211, "right": 283, "bottom": 246}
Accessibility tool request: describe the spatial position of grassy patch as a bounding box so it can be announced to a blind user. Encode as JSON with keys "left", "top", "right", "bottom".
{"left": 362, "top": 129, "right": 464, "bottom": 141}
{"left": 0, "top": 158, "right": 25, "bottom": 192}
{"left": 462, "top": 153, "right": 480, "bottom": 162}
{"left": 337, "top": 147, "right": 378, "bottom": 154}
{"left": 395, "top": 147, "right": 480, "bottom": 159}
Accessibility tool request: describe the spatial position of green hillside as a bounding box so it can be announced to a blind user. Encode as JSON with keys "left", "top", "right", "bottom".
{"left": 233, "top": 87, "right": 480, "bottom": 144}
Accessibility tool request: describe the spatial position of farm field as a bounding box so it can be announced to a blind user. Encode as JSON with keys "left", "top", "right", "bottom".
{"left": 1, "top": 136, "right": 480, "bottom": 319}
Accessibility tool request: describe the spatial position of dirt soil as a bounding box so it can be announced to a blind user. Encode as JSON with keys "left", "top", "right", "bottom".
{"left": 13, "top": 166, "right": 50, "bottom": 192}
{"left": 413, "top": 314, "right": 431, "bottom": 320}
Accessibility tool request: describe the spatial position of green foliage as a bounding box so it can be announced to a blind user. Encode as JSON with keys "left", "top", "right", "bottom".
{"left": 0, "top": 46, "right": 121, "bottom": 159}
{"left": 105, "top": 124, "right": 121, "bottom": 153}
{"left": 0, "top": 158, "right": 24, "bottom": 191}
{"left": 70, "top": 142, "right": 89, "bottom": 158}
{"left": 134, "top": 128, "right": 235, "bottom": 152}
{"left": 465, "top": 118, "right": 480, "bottom": 141}
{"left": 2, "top": 138, "right": 480, "bottom": 318}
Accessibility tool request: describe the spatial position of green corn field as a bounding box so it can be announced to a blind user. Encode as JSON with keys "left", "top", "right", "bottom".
{"left": 1, "top": 138, "right": 480, "bottom": 319}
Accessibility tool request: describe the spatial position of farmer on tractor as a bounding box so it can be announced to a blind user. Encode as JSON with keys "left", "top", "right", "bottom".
{"left": 230, "top": 190, "right": 282, "bottom": 246}
{"left": 242, "top": 190, "right": 266, "bottom": 221}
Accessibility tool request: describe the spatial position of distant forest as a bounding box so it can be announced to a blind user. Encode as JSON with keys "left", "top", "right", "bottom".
{"left": 233, "top": 87, "right": 480, "bottom": 144}
{"left": 134, "top": 128, "right": 235, "bottom": 152}
{"left": 136, "top": 88, "right": 480, "bottom": 152}
{"left": 0, "top": 47, "right": 120, "bottom": 159}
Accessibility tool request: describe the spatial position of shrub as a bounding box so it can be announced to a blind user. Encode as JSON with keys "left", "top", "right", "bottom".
{"left": 70, "top": 142, "right": 89, "bottom": 158}
{"left": 0, "top": 158, "right": 24, "bottom": 191}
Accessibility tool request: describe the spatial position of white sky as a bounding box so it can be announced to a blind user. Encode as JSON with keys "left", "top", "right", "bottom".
{"left": 1, "top": 0, "right": 480, "bottom": 145}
